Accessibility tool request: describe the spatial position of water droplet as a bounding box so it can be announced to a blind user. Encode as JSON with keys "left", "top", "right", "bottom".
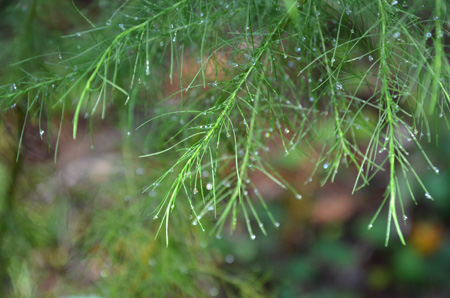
{"left": 118, "top": 24, "right": 125, "bottom": 31}
{"left": 425, "top": 192, "right": 432, "bottom": 199}
{"left": 253, "top": 189, "right": 259, "bottom": 195}
{"left": 208, "top": 205, "right": 214, "bottom": 211}
{"left": 225, "top": 255, "right": 234, "bottom": 263}
{"left": 393, "top": 32, "right": 400, "bottom": 39}
{"left": 403, "top": 215, "right": 408, "bottom": 220}
{"left": 206, "top": 183, "right": 213, "bottom": 190}
{"left": 331, "top": 57, "right": 335, "bottom": 64}
{"left": 296, "top": 194, "right": 302, "bottom": 200}
{"left": 368, "top": 224, "right": 373, "bottom": 229}
{"left": 391, "top": 0, "right": 398, "bottom": 5}
{"left": 296, "top": 47, "right": 301, "bottom": 52}
{"left": 216, "top": 234, "right": 222, "bottom": 239}
{"left": 193, "top": 188, "right": 198, "bottom": 194}
{"left": 160, "top": 41, "right": 164, "bottom": 47}
{"left": 209, "top": 287, "right": 219, "bottom": 297}
{"left": 76, "top": 32, "right": 81, "bottom": 37}
{"left": 265, "top": 132, "right": 271, "bottom": 138}
{"left": 323, "top": 163, "right": 329, "bottom": 169}
{"left": 336, "top": 82, "right": 343, "bottom": 90}
{"left": 425, "top": 32, "right": 432, "bottom": 39}
{"left": 145, "top": 60, "right": 150, "bottom": 75}
{"left": 433, "top": 167, "right": 440, "bottom": 174}
{"left": 106, "top": 20, "right": 111, "bottom": 26}
{"left": 250, "top": 234, "right": 256, "bottom": 240}
{"left": 274, "top": 222, "right": 280, "bottom": 228}
{"left": 40, "top": 130, "right": 45, "bottom": 136}
{"left": 345, "top": 5, "right": 352, "bottom": 15}
{"left": 127, "top": 131, "right": 131, "bottom": 136}
{"left": 284, "top": 128, "right": 290, "bottom": 134}
{"left": 368, "top": 55, "right": 374, "bottom": 62}
{"left": 153, "top": 215, "right": 158, "bottom": 220}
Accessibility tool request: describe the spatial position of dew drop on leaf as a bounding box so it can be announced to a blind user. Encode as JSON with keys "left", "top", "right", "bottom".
{"left": 225, "top": 255, "right": 234, "bottom": 263}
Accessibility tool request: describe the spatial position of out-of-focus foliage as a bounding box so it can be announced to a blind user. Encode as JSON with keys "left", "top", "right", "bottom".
{"left": 1, "top": 0, "right": 450, "bottom": 297}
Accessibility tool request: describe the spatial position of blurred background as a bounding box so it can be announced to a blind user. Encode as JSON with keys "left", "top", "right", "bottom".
{"left": 1, "top": 1, "right": 450, "bottom": 297}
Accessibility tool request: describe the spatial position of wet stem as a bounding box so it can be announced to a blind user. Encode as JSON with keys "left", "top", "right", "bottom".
{"left": 72, "top": 0, "right": 187, "bottom": 139}
{"left": 378, "top": 0, "right": 405, "bottom": 246}
{"left": 154, "top": 7, "right": 293, "bottom": 245}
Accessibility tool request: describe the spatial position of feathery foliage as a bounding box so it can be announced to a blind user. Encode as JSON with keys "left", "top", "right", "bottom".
{"left": 1, "top": 0, "right": 449, "bottom": 250}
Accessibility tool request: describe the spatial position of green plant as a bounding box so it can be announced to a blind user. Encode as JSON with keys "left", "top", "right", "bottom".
{"left": 1, "top": 0, "right": 449, "bottom": 295}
